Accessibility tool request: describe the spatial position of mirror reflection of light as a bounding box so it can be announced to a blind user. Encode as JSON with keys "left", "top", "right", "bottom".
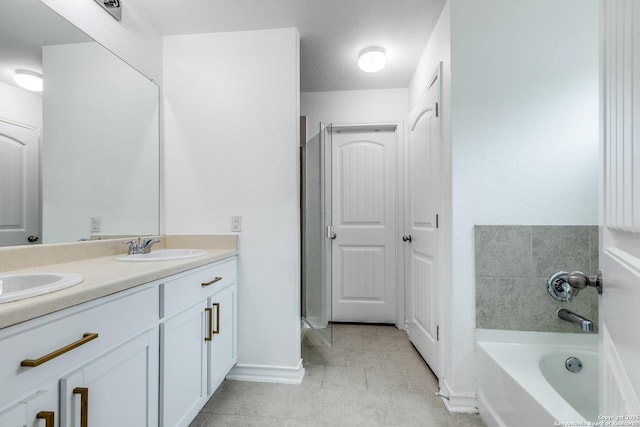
{"left": 14, "top": 70, "right": 43, "bottom": 92}
{"left": 358, "top": 47, "right": 387, "bottom": 73}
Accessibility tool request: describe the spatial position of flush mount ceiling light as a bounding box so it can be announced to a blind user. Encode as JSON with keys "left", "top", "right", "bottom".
{"left": 14, "top": 70, "right": 43, "bottom": 92}
{"left": 358, "top": 47, "right": 387, "bottom": 73}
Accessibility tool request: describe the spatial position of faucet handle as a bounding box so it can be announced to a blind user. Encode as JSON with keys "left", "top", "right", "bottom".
{"left": 124, "top": 239, "right": 140, "bottom": 254}
{"left": 568, "top": 271, "right": 603, "bottom": 295}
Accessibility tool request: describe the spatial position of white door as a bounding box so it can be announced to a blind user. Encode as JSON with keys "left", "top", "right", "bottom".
{"left": 0, "top": 119, "right": 40, "bottom": 246}
{"left": 405, "top": 66, "right": 441, "bottom": 377}
{"left": 600, "top": 0, "right": 640, "bottom": 415}
{"left": 331, "top": 125, "right": 398, "bottom": 323}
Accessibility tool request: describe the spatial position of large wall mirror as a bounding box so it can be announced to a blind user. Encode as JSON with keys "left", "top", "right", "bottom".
{"left": 0, "top": 0, "right": 160, "bottom": 247}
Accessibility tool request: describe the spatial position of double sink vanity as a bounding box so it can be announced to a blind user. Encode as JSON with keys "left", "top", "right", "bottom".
{"left": 0, "top": 235, "right": 238, "bottom": 427}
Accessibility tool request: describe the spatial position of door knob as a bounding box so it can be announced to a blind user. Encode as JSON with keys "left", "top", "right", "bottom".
{"left": 326, "top": 226, "right": 337, "bottom": 240}
{"left": 27, "top": 235, "right": 39, "bottom": 243}
{"left": 402, "top": 235, "right": 412, "bottom": 242}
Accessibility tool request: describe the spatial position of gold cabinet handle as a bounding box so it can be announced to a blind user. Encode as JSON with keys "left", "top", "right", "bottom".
{"left": 201, "top": 277, "right": 222, "bottom": 287}
{"left": 73, "top": 387, "right": 89, "bottom": 427}
{"left": 36, "top": 411, "right": 55, "bottom": 427}
{"left": 212, "top": 303, "right": 220, "bottom": 335}
{"left": 21, "top": 333, "right": 99, "bottom": 367}
{"left": 204, "top": 308, "right": 213, "bottom": 341}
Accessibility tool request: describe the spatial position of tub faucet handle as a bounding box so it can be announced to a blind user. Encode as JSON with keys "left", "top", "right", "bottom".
{"left": 567, "top": 271, "right": 603, "bottom": 295}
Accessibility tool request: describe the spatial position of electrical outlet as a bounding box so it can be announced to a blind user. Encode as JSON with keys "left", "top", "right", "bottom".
{"left": 231, "top": 216, "right": 241, "bottom": 232}
{"left": 90, "top": 217, "right": 101, "bottom": 233}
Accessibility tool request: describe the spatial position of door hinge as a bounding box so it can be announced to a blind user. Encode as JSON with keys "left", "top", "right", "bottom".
{"left": 437, "top": 325, "right": 440, "bottom": 341}
{"left": 436, "top": 214, "right": 439, "bottom": 229}
{"left": 435, "top": 102, "right": 439, "bottom": 118}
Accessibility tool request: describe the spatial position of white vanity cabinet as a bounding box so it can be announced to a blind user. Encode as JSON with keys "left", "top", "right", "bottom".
{"left": 0, "top": 284, "right": 159, "bottom": 427}
{"left": 160, "top": 258, "right": 237, "bottom": 427}
{"left": 0, "top": 255, "right": 237, "bottom": 427}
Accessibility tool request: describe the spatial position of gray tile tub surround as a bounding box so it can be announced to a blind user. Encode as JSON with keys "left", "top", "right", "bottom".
{"left": 475, "top": 225, "right": 599, "bottom": 333}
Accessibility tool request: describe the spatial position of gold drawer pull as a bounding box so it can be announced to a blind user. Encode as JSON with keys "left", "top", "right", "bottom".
{"left": 213, "top": 303, "right": 220, "bottom": 335}
{"left": 205, "top": 308, "right": 213, "bottom": 341}
{"left": 36, "top": 411, "right": 55, "bottom": 427}
{"left": 73, "top": 387, "right": 89, "bottom": 427}
{"left": 201, "top": 277, "right": 222, "bottom": 287}
{"left": 20, "top": 333, "right": 99, "bottom": 367}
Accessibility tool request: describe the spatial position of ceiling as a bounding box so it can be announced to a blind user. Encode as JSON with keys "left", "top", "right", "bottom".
{"left": 135, "top": 0, "right": 447, "bottom": 92}
{"left": 0, "top": 0, "right": 446, "bottom": 94}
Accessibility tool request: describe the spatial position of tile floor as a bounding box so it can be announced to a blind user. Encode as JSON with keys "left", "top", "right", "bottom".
{"left": 190, "top": 323, "right": 486, "bottom": 426}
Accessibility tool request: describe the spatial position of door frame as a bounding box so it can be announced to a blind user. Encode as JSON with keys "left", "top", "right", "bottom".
{"left": 321, "top": 121, "right": 405, "bottom": 328}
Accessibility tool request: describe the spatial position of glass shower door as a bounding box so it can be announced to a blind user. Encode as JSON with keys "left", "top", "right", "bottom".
{"left": 301, "top": 122, "right": 332, "bottom": 346}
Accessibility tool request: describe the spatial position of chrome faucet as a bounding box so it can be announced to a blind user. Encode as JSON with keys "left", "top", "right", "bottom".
{"left": 124, "top": 237, "right": 161, "bottom": 255}
{"left": 558, "top": 308, "right": 594, "bottom": 332}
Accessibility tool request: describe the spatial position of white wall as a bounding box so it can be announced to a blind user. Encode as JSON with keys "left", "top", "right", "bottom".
{"left": 40, "top": 0, "right": 162, "bottom": 83}
{"left": 444, "top": 0, "right": 599, "bottom": 409}
{"left": 42, "top": 42, "right": 159, "bottom": 243}
{"left": 408, "top": 1, "right": 451, "bottom": 113}
{"left": 0, "top": 81, "right": 42, "bottom": 128}
{"left": 301, "top": 88, "right": 408, "bottom": 138}
{"left": 163, "top": 28, "right": 302, "bottom": 376}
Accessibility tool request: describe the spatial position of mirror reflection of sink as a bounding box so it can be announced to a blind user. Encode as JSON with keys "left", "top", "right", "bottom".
{"left": 0, "top": 273, "right": 84, "bottom": 304}
{"left": 115, "top": 249, "right": 207, "bottom": 262}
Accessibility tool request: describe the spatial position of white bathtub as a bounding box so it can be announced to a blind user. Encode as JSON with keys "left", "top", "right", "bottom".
{"left": 476, "top": 329, "right": 598, "bottom": 427}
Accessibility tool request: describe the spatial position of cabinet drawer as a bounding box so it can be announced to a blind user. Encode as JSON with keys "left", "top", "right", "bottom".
{"left": 162, "top": 258, "right": 237, "bottom": 318}
{"left": 0, "top": 285, "right": 158, "bottom": 403}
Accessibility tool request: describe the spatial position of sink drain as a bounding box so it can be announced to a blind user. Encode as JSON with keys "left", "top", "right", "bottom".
{"left": 565, "top": 356, "right": 583, "bottom": 373}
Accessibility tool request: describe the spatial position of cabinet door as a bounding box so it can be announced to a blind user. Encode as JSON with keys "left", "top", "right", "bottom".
{"left": 161, "top": 301, "right": 208, "bottom": 427}
{"left": 0, "top": 389, "right": 56, "bottom": 427}
{"left": 60, "top": 329, "right": 159, "bottom": 427}
{"left": 208, "top": 283, "right": 237, "bottom": 394}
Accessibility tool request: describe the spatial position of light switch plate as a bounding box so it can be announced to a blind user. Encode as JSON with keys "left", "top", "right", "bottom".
{"left": 231, "top": 216, "right": 241, "bottom": 232}
{"left": 90, "top": 217, "right": 101, "bottom": 233}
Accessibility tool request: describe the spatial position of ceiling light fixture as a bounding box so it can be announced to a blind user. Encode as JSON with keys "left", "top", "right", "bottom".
{"left": 358, "top": 47, "right": 387, "bottom": 73}
{"left": 14, "top": 70, "right": 43, "bottom": 92}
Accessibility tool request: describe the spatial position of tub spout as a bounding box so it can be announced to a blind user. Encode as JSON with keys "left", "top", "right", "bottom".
{"left": 558, "top": 308, "right": 594, "bottom": 332}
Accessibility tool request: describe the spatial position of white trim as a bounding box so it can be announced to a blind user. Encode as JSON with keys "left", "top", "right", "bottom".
{"left": 395, "top": 121, "right": 406, "bottom": 330}
{"left": 226, "top": 360, "right": 305, "bottom": 385}
{"left": 439, "top": 379, "right": 478, "bottom": 413}
{"left": 0, "top": 116, "right": 38, "bottom": 130}
{"left": 327, "top": 122, "right": 398, "bottom": 133}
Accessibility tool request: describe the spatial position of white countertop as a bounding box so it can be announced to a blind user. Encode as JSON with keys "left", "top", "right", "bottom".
{"left": 0, "top": 248, "right": 237, "bottom": 329}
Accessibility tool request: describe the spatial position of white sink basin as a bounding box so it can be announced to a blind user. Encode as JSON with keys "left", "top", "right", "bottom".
{"left": 0, "top": 273, "right": 84, "bottom": 304}
{"left": 115, "top": 249, "right": 206, "bottom": 262}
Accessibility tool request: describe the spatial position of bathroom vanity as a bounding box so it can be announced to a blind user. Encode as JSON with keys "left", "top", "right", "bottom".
{"left": 0, "top": 237, "right": 237, "bottom": 427}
